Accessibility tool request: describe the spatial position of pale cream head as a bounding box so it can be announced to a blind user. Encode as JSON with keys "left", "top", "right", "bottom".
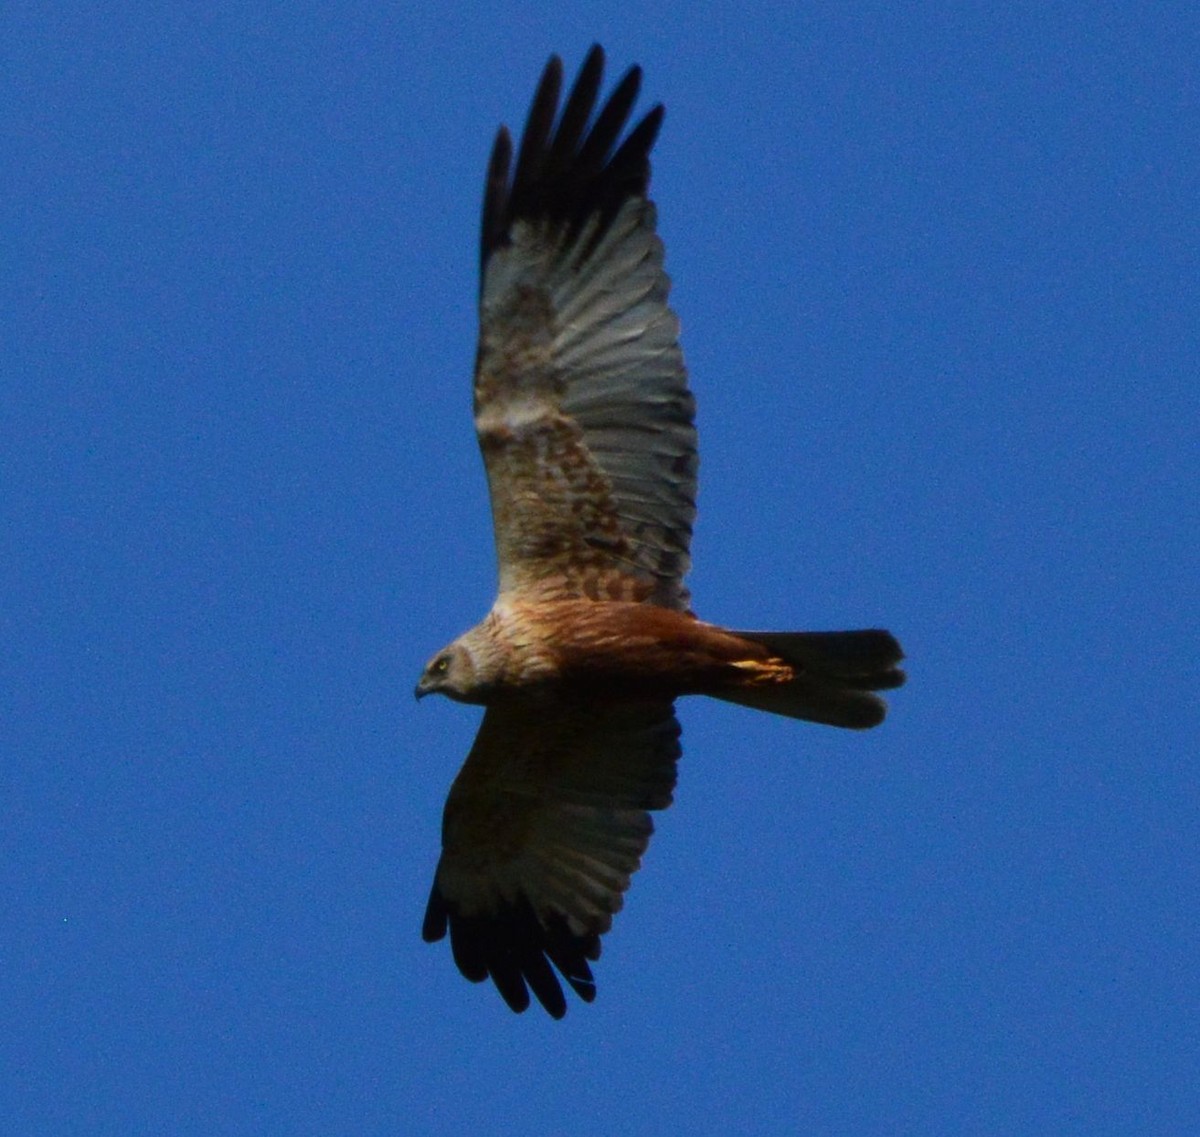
{"left": 414, "top": 624, "right": 507, "bottom": 704}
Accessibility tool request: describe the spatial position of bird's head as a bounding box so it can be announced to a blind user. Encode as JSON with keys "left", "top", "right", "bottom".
{"left": 415, "top": 639, "right": 484, "bottom": 703}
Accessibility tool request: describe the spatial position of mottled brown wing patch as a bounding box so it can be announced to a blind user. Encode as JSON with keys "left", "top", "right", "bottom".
{"left": 422, "top": 697, "right": 680, "bottom": 1017}
{"left": 476, "top": 283, "right": 659, "bottom": 604}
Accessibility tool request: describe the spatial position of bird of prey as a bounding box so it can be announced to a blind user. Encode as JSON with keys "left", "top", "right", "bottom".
{"left": 416, "top": 45, "right": 905, "bottom": 1018}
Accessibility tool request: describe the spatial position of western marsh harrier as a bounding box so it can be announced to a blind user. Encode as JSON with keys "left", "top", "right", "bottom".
{"left": 417, "top": 46, "right": 905, "bottom": 1017}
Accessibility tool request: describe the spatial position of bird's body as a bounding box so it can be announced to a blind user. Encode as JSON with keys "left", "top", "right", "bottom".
{"left": 420, "top": 598, "right": 898, "bottom": 716}
{"left": 421, "top": 599, "right": 779, "bottom": 703}
{"left": 416, "top": 46, "right": 905, "bottom": 1018}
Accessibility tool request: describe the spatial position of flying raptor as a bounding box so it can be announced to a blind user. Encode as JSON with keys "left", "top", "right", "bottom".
{"left": 417, "top": 45, "right": 905, "bottom": 1018}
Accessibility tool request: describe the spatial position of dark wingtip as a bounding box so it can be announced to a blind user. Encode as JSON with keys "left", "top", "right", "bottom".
{"left": 479, "top": 127, "right": 513, "bottom": 272}
{"left": 479, "top": 45, "right": 662, "bottom": 270}
{"left": 425, "top": 883, "right": 602, "bottom": 1018}
{"left": 421, "top": 882, "right": 448, "bottom": 943}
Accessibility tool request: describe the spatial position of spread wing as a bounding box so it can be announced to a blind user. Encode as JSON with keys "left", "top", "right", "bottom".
{"left": 422, "top": 698, "right": 681, "bottom": 1017}
{"left": 474, "top": 45, "right": 697, "bottom": 611}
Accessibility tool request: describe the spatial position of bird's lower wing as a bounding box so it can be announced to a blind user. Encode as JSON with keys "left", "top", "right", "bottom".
{"left": 422, "top": 697, "right": 680, "bottom": 1017}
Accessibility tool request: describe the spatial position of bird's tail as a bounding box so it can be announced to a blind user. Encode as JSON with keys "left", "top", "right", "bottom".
{"left": 716, "top": 629, "right": 905, "bottom": 729}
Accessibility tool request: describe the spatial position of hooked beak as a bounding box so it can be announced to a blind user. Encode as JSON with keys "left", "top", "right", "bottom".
{"left": 414, "top": 681, "right": 428, "bottom": 701}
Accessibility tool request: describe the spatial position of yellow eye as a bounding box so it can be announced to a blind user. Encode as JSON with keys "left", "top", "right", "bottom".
{"left": 433, "top": 656, "right": 450, "bottom": 675}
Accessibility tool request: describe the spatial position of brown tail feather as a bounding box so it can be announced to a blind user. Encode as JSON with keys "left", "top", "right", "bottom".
{"left": 717, "top": 629, "right": 905, "bottom": 730}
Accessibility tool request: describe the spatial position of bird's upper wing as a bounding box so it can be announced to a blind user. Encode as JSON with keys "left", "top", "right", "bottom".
{"left": 422, "top": 697, "right": 681, "bottom": 1018}
{"left": 474, "top": 45, "right": 697, "bottom": 611}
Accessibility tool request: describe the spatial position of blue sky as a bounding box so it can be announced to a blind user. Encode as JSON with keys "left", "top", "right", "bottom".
{"left": 4, "top": 3, "right": 1197, "bottom": 1134}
